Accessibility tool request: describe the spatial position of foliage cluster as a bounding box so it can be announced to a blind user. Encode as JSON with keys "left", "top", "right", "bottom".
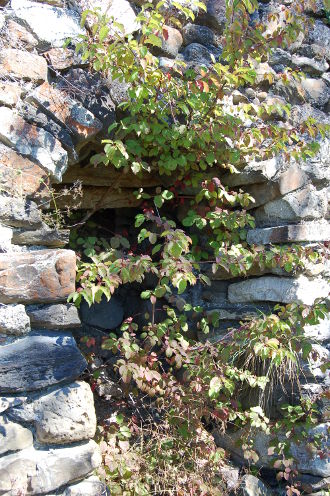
{"left": 68, "top": 1, "right": 329, "bottom": 494}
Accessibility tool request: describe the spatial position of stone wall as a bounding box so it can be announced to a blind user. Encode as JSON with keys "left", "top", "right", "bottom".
{"left": 0, "top": 0, "right": 329, "bottom": 494}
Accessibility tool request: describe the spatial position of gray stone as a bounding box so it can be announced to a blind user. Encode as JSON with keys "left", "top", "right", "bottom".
{"left": 214, "top": 423, "right": 330, "bottom": 477}
{"left": 228, "top": 275, "right": 329, "bottom": 306}
{"left": 247, "top": 221, "right": 330, "bottom": 245}
{"left": 304, "top": 315, "right": 330, "bottom": 343}
{"left": 27, "top": 303, "right": 81, "bottom": 329}
{"left": 62, "top": 476, "right": 109, "bottom": 496}
{"left": 10, "top": 381, "right": 96, "bottom": 444}
{"left": 0, "top": 440, "right": 101, "bottom": 495}
{"left": 181, "top": 42, "right": 221, "bottom": 66}
{"left": 12, "top": 224, "right": 70, "bottom": 248}
{"left": 80, "top": 295, "right": 124, "bottom": 331}
{"left": 182, "top": 23, "right": 216, "bottom": 46}
{"left": 0, "top": 304, "right": 30, "bottom": 335}
{"left": 309, "top": 20, "right": 330, "bottom": 52}
{"left": 221, "top": 157, "right": 282, "bottom": 187}
{"left": 198, "top": 0, "right": 227, "bottom": 34}
{"left": 275, "top": 77, "right": 330, "bottom": 109}
{"left": 0, "top": 397, "right": 25, "bottom": 414}
{"left": 11, "top": 0, "right": 85, "bottom": 49}
{"left": 238, "top": 475, "right": 272, "bottom": 496}
{"left": 291, "top": 54, "right": 329, "bottom": 75}
{"left": 0, "top": 332, "right": 87, "bottom": 393}
{"left": 254, "top": 185, "right": 329, "bottom": 225}
{"left": 0, "top": 108, "right": 68, "bottom": 182}
{"left": 0, "top": 416, "right": 33, "bottom": 455}
{"left": 0, "top": 225, "right": 12, "bottom": 252}
{"left": 0, "top": 196, "right": 42, "bottom": 229}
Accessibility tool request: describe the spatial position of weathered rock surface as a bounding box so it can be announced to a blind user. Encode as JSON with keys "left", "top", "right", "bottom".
{"left": 254, "top": 185, "right": 329, "bottom": 225}
{"left": 275, "top": 77, "right": 330, "bottom": 109}
{"left": 0, "top": 108, "right": 68, "bottom": 182}
{"left": 44, "top": 47, "right": 84, "bottom": 70}
{"left": 182, "top": 22, "right": 216, "bottom": 46}
{"left": 80, "top": 295, "right": 124, "bottom": 331}
{"left": 54, "top": 185, "right": 141, "bottom": 210}
{"left": 0, "top": 332, "right": 87, "bottom": 393}
{"left": 157, "top": 26, "right": 183, "bottom": 58}
{"left": 0, "top": 304, "right": 30, "bottom": 335}
{"left": 247, "top": 221, "right": 330, "bottom": 244}
{"left": 27, "top": 82, "right": 103, "bottom": 143}
{"left": 198, "top": 0, "right": 227, "bottom": 33}
{"left": 9, "top": 381, "right": 96, "bottom": 443}
{"left": 27, "top": 303, "right": 81, "bottom": 329}
{"left": 0, "top": 249, "right": 76, "bottom": 304}
{"left": 228, "top": 275, "right": 329, "bottom": 306}
{"left": 0, "top": 397, "right": 25, "bottom": 414}
{"left": 11, "top": 0, "right": 85, "bottom": 49}
{"left": 214, "top": 424, "right": 330, "bottom": 477}
{"left": 0, "top": 225, "right": 13, "bottom": 253}
{"left": 304, "top": 315, "right": 330, "bottom": 343}
{"left": 0, "top": 416, "right": 33, "bottom": 455}
{"left": 181, "top": 42, "right": 221, "bottom": 66}
{"left": 12, "top": 224, "right": 70, "bottom": 248}
{"left": 61, "top": 476, "right": 109, "bottom": 496}
{"left": 0, "top": 440, "right": 101, "bottom": 495}
{"left": 221, "top": 157, "right": 282, "bottom": 187}
{"left": 238, "top": 475, "right": 272, "bottom": 496}
{"left": 0, "top": 144, "right": 51, "bottom": 202}
{"left": 0, "top": 82, "right": 22, "bottom": 107}
{"left": 5, "top": 19, "right": 39, "bottom": 51}
{"left": 0, "top": 196, "right": 42, "bottom": 228}
{"left": 0, "top": 48, "right": 47, "bottom": 82}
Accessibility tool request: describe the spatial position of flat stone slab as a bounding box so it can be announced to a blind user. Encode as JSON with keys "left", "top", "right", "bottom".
{"left": 228, "top": 275, "right": 329, "bottom": 306}
{"left": 27, "top": 303, "right": 81, "bottom": 329}
{"left": 247, "top": 221, "right": 330, "bottom": 245}
{"left": 0, "top": 332, "right": 86, "bottom": 393}
{"left": 0, "top": 416, "right": 33, "bottom": 455}
{"left": 0, "top": 440, "right": 101, "bottom": 495}
{"left": 0, "top": 107, "right": 68, "bottom": 182}
{"left": 0, "top": 48, "right": 47, "bottom": 82}
{"left": 0, "top": 196, "right": 41, "bottom": 229}
{"left": 0, "top": 249, "right": 76, "bottom": 304}
{"left": 0, "top": 303, "right": 30, "bottom": 335}
{"left": 12, "top": 224, "right": 70, "bottom": 248}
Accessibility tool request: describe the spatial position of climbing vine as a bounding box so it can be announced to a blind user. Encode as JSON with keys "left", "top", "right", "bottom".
{"left": 68, "top": 1, "right": 329, "bottom": 494}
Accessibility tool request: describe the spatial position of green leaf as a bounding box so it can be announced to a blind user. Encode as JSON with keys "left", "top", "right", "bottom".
{"left": 177, "top": 278, "right": 187, "bottom": 294}
{"left": 145, "top": 34, "right": 162, "bottom": 48}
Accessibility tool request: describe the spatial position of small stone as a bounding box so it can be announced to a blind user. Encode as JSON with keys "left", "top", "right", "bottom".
{"left": 0, "top": 82, "right": 22, "bottom": 107}
{"left": 0, "top": 48, "right": 47, "bottom": 82}
{"left": 158, "top": 26, "right": 183, "bottom": 58}
{"left": 182, "top": 23, "right": 216, "bottom": 46}
{"left": 0, "top": 225, "right": 13, "bottom": 253}
{"left": 5, "top": 19, "right": 38, "bottom": 51}
{"left": 228, "top": 275, "right": 329, "bottom": 306}
{"left": 247, "top": 221, "right": 330, "bottom": 245}
{"left": 27, "top": 303, "right": 81, "bottom": 329}
{"left": 0, "top": 196, "right": 42, "bottom": 228}
{"left": 0, "top": 440, "right": 101, "bottom": 495}
{"left": 254, "top": 185, "right": 329, "bottom": 224}
{"left": 0, "top": 332, "right": 87, "bottom": 393}
{"left": 0, "top": 144, "right": 51, "bottom": 202}
{"left": 232, "top": 90, "right": 249, "bottom": 105}
{"left": 238, "top": 475, "right": 272, "bottom": 496}
{"left": 44, "top": 47, "right": 84, "bottom": 70}
{"left": 12, "top": 224, "right": 70, "bottom": 248}
{"left": 0, "top": 107, "right": 68, "bottom": 182}
{"left": 0, "top": 304, "right": 30, "bottom": 335}
{"left": 80, "top": 295, "right": 124, "bottom": 331}
{"left": 0, "top": 416, "right": 33, "bottom": 455}
{"left": 0, "top": 249, "right": 76, "bottom": 304}
{"left": 27, "top": 82, "right": 103, "bottom": 143}
{"left": 62, "top": 476, "right": 109, "bottom": 496}
{"left": 11, "top": 0, "right": 86, "bottom": 49}
{"left": 0, "top": 397, "right": 25, "bottom": 414}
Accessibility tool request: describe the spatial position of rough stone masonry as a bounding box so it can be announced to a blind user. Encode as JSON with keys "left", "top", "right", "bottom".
{"left": 0, "top": 0, "right": 329, "bottom": 494}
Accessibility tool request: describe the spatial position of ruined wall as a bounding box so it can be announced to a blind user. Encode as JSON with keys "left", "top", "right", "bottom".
{"left": 0, "top": 0, "right": 329, "bottom": 494}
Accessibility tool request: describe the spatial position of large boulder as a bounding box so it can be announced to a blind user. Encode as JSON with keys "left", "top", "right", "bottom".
{"left": 10, "top": 0, "right": 85, "bottom": 49}
{"left": 0, "top": 332, "right": 87, "bottom": 393}
{"left": 9, "top": 381, "right": 96, "bottom": 444}
{"left": 0, "top": 249, "right": 76, "bottom": 304}
{"left": 0, "top": 108, "right": 68, "bottom": 182}
{"left": 228, "top": 275, "right": 329, "bottom": 306}
{"left": 0, "top": 440, "right": 101, "bottom": 495}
